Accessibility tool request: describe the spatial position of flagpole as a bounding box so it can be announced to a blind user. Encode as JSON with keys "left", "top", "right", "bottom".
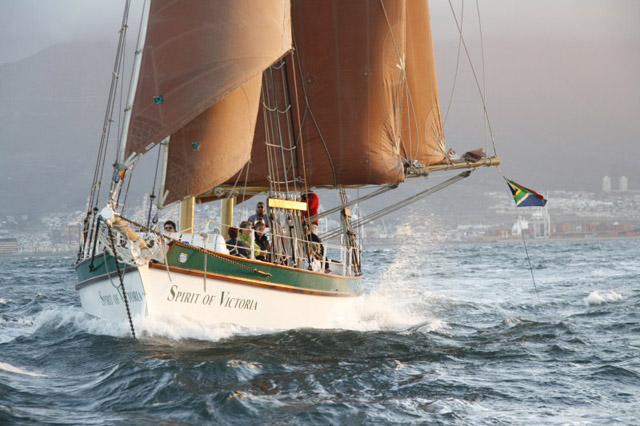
{"left": 498, "top": 169, "right": 544, "bottom": 304}
{"left": 517, "top": 216, "right": 541, "bottom": 303}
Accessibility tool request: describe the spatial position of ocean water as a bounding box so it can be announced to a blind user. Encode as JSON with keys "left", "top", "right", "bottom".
{"left": 0, "top": 239, "right": 638, "bottom": 424}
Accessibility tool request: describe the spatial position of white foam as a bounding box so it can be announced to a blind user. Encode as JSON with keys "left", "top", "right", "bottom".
{"left": 0, "top": 361, "right": 47, "bottom": 377}
{"left": 337, "top": 242, "right": 447, "bottom": 333}
{"left": 584, "top": 290, "right": 624, "bottom": 306}
{"left": 27, "top": 299, "right": 445, "bottom": 342}
{"left": 339, "top": 292, "right": 432, "bottom": 332}
{"left": 32, "top": 307, "right": 261, "bottom": 341}
{"left": 135, "top": 313, "right": 253, "bottom": 341}
{"left": 0, "top": 298, "right": 8, "bottom": 305}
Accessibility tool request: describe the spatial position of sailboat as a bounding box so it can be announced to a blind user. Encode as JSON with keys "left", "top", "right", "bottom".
{"left": 76, "top": 0, "right": 499, "bottom": 335}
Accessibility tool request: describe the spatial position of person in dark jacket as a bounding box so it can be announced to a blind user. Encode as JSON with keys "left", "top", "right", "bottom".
{"left": 254, "top": 221, "right": 271, "bottom": 261}
{"left": 248, "top": 201, "right": 269, "bottom": 227}
{"left": 226, "top": 226, "right": 249, "bottom": 258}
{"left": 303, "top": 222, "right": 324, "bottom": 262}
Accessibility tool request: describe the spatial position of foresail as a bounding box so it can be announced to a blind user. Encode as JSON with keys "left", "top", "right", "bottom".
{"left": 160, "top": 74, "right": 262, "bottom": 207}
{"left": 402, "top": 0, "right": 447, "bottom": 167}
{"left": 124, "top": 0, "right": 292, "bottom": 159}
{"left": 222, "top": 0, "right": 446, "bottom": 191}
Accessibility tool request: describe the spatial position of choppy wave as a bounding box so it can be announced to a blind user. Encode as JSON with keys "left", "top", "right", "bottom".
{"left": 1, "top": 240, "right": 639, "bottom": 424}
{"left": 584, "top": 290, "right": 624, "bottom": 306}
{"left": 0, "top": 361, "right": 47, "bottom": 377}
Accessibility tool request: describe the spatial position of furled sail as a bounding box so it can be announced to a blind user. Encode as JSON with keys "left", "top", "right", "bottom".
{"left": 222, "top": 0, "right": 447, "bottom": 191}
{"left": 124, "top": 0, "right": 292, "bottom": 204}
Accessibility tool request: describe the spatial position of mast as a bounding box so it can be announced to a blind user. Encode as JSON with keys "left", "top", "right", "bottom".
{"left": 179, "top": 198, "right": 195, "bottom": 233}
{"left": 116, "top": 0, "right": 151, "bottom": 166}
{"left": 221, "top": 197, "right": 235, "bottom": 239}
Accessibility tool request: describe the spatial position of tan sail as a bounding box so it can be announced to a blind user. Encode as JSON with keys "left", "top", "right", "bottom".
{"left": 401, "top": 0, "right": 447, "bottom": 167}
{"left": 222, "top": 0, "right": 446, "bottom": 191}
{"left": 125, "top": 0, "right": 292, "bottom": 158}
{"left": 160, "top": 74, "right": 262, "bottom": 206}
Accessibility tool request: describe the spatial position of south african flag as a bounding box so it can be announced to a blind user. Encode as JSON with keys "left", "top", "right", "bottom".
{"left": 506, "top": 179, "right": 547, "bottom": 207}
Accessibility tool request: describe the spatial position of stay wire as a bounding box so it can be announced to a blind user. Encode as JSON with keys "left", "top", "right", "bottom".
{"left": 146, "top": 145, "right": 162, "bottom": 228}
{"left": 290, "top": 29, "right": 338, "bottom": 187}
{"left": 81, "top": 0, "right": 132, "bottom": 258}
{"left": 447, "top": 0, "right": 498, "bottom": 156}
{"left": 476, "top": 0, "right": 488, "bottom": 154}
{"left": 443, "top": 0, "right": 464, "bottom": 126}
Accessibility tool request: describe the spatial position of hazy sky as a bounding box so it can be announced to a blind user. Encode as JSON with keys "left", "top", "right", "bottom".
{"left": 2, "top": 0, "right": 638, "bottom": 64}
{"left": 0, "top": 0, "right": 137, "bottom": 64}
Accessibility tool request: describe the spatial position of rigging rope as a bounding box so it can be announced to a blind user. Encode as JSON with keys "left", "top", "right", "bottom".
{"left": 476, "top": 0, "right": 489, "bottom": 155}
{"left": 145, "top": 145, "right": 163, "bottom": 227}
{"left": 443, "top": 0, "right": 464, "bottom": 126}
{"left": 305, "top": 184, "right": 397, "bottom": 225}
{"left": 79, "top": 0, "right": 133, "bottom": 261}
{"left": 290, "top": 30, "right": 339, "bottom": 187}
{"left": 321, "top": 171, "right": 472, "bottom": 241}
{"left": 377, "top": 0, "right": 419, "bottom": 162}
{"left": 446, "top": 0, "right": 498, "bottom": 156}
{"left": 290, "top": 51, "right": 310, "bottom": 198}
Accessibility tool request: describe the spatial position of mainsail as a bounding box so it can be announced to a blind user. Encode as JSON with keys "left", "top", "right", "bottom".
{"left": 223, "top": 0, "right": 448, "bottom": 191}
{"left": 123, "top": 0, "right": 292, "bottom": 205}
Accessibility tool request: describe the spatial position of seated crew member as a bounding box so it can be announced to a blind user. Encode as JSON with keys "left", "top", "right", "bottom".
{"left": 303, "top": 222, "right": 324, "bottom": 269}
{"left": 226, "top": 227, "right": 249, "bottom": 258}
{"left": 254, "top": 221, "right": 271, "bottom": 261}
{"left": 163, "top": 220, "right": 177, "bottom": 233}
{"left": 248, "top": 201, "right": 269, "bottom": 227}
{"left": 238, "top": 220, "right": 262, "bottom": 260}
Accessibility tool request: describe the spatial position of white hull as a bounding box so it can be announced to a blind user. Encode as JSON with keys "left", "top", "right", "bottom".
{"left": 77, "top": 264, "right": 360, "bottom": 330}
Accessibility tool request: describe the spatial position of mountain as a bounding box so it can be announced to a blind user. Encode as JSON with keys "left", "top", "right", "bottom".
{"left": 0, "top": 41, "right": 116, "bottom": 216}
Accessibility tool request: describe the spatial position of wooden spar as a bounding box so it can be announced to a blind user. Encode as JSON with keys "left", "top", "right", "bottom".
{"left": 407, "top": 156, "right": 501, "bottom": 177}
{"left": 179, "top": 197, "right": 195, "bottom": 232}
{"left": 221, "top": 197, "right": 235, "bottom": 238}
{"left": 193, "top": 157, "right": 501, "bottom": 205}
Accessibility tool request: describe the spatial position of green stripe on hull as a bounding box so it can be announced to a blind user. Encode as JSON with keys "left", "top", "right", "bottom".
{"left": 166, "top": 245, "right": 362, "bottom": 295}
{"left": 76, "top": 253, "right": 134, "bottom": 285}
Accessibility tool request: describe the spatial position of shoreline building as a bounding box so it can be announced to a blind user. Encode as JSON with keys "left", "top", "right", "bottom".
{"left": 619, "top": 176, "right": 628, "bottom": 192}
{"left": 0, "top": 238, "right": 18, "bottom": 255}
{"left": 603, "top": 175, "right": 611, "bottom": 193}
